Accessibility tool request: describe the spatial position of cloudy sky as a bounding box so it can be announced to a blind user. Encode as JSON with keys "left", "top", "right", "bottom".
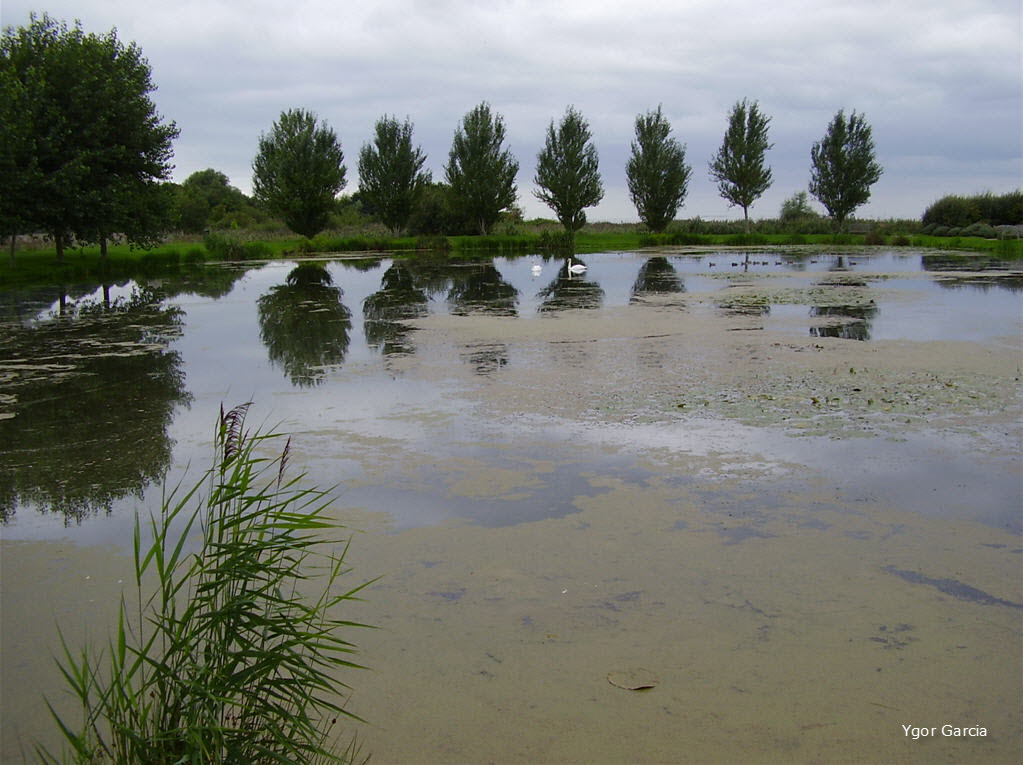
{"left": 4, "top": 0, "right": 1020, "bottom": 222}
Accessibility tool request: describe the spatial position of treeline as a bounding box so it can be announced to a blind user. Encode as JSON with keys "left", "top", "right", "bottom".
{"left": 165, "top": 170, "right": 509, "bottom": 237}
{"left": 920, "top": 191, "right": 1023, "bottom": 236}
{"left": 3, "top": 11, "right": 1017, "bottom": 269}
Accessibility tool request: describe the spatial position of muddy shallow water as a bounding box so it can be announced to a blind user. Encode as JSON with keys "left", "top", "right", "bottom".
{"left": 2, "top": 249, "right": 1022, "bottom": 762}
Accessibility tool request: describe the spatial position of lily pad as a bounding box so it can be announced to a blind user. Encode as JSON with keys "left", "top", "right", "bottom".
{"left": 607, "top": 668, "right": 659, "bottom": 690}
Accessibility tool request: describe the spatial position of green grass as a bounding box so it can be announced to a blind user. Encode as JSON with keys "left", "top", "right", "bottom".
{"left": 39, "top": 403, "right": 374, "bottom": 764}
{"left": 4, "top": 225, "right": 1019, "bottom": 288}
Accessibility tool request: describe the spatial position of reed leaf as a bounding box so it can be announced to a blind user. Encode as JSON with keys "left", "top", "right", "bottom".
{"left": 41, "top": 404, "right": 374, "bottom": 764}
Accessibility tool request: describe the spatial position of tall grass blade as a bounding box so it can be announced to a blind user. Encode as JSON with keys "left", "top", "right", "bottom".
{"left": 40, "top": 404, "right": 373, "bottom": 764}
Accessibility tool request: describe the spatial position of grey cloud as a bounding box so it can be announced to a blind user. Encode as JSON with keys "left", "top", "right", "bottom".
{"left": 3, "top": 0, "right": 1019, "bottom": 221}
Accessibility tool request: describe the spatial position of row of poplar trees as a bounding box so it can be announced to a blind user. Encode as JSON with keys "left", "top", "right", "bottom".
{"left": 2, "top": 13, "right": 883, "bottom": 259}
{"left": 254, "top": 99, "right": 882, "bottom": 243}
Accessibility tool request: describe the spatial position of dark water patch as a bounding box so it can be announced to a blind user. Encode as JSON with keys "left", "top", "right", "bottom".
{"left": 717, "top": 525, "right": 777, "bottom": 544}
{"left": 868, "top": 622, "right": 917, "bottom": 649}
{"left": 598, "top": 590, "right": 644, "bottom": 611}
{"left": 341, "top": 451, "right": 655, "bottom": 529}
{"left": 428, "top": 589, "right": 466, "bottom": 601}
{"left": 936, "top": 273, "right": 1023, "bottom": 292}
{"left": 922, "top": 254, "right": 1019, "bottom": 274}
{"left": 844, "top": 530, "right": 874, "bottom": 540}
{"left": 883, "top": 565, "right": 1023, "bottom": 609}
{"left": 459, "top": 342, "right": 509, "bottom": 375}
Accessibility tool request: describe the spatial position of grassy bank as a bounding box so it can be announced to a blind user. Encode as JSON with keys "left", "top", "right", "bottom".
{"left": 3, "top": 226, "right": 1020, "bottom": 289}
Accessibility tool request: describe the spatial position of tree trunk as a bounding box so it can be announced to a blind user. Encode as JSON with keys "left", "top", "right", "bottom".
{"left": 8, "top": 235, "right": 14, "bottom": 269}
{"left": 100, "top": 235, "right": 108, "bottom": 260}
{"left": 55, "top": 232, "right": 64, "bottom": 264}
{"left": 743, "top": 207, "right": 750, "bottom": 234}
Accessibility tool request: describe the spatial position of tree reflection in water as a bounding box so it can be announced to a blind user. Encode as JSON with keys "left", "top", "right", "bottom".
{"left": 630, "top": 256, "right": 686, "bottom": 303}
{"left": 0, "top": 287, "right": 191, "bottom": 523}
{"left": 257, "top": 263, "right": 351, "bottom": 386}
{"left": 446, "top": 262, "right": 518, "bottom": 316}
{"left": 809, "top": 303, "right": 879, "bottom": 341}
{"left": 537, "top": 259, "right": 604, "bottom": 312}
{"left": 363, "top": 262, "right": 429, "bottom": 355}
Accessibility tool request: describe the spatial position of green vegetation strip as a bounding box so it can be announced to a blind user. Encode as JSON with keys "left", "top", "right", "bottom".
{"left": 3, "top": 230, "right": 1019, "bottom": 289}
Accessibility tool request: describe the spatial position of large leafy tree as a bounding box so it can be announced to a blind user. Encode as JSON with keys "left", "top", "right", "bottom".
{"left": 0, "top": 22, "right": 37, "bottom": 267}
{"left": 358, "top": 116, "right": 431, "bottom": 235}
{"left": 252, "top": 108, "right": 346, "bottom": 238}
{"left": 809, "top": 109, "right": 883, "bottom": 231}
{"left": 444, "top": 102, "right": 519, "bottom": 235}
{"left": 779, "top": 190, "right": 819, "bottom": 223}
{"left": 0, "top": 13, "right": 179, "bottom": 263}
{"left": 626, "top": 105, "right": 692, "bottom": 233}
{"left": 174, "top": 168, "right": 254, "bottom": 233}
{"left": 708, "top": 98, "right": 773, "bottom": 232}
{"left": 534, "top": 106, "right": 604, "bottom": 247}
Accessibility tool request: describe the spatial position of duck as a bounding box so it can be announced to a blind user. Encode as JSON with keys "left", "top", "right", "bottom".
{"left": 567, "top": 258, "right": 587, "bottom": 274}
{"left": 530, "top": 260, "right": 543, "bottom": 276}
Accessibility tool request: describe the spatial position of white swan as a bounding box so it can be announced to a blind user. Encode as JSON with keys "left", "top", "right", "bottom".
{"left": 567, "top": 258, "right": 587, "bottom": 274}
{"left": 530, "top": 260, "right": 543, "bottom": 275}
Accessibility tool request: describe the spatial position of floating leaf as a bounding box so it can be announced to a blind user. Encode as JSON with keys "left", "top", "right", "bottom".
{"left": 607, "top": 668, "right": 658, "bottom": 690}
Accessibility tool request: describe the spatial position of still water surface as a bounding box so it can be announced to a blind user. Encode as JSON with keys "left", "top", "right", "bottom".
{"left": 2, "top": 248, "right": 1022, "bottom": 763}
{"left": 3, "top": 249, "right": 1020, "bottom": 536}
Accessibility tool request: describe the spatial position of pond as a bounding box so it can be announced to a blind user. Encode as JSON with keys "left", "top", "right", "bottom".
{"left": 2, "top": 248, "right": 1022, "bottom": 763}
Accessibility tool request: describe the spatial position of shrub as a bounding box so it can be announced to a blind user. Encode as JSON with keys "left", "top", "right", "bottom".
{"left": 538, "top": 230, "right": 574, "bottom": 253}
{"left": 138, "top": 249, "right": 182, "bottom": 272}
{"left": 922, "top": 195, "right": 976, "bottom": 228}
{"left": 242, "top": 240, "right": 274, "bottom": 259}
{"left": 184, "top": 247, "right": 206, "bottom": 264}
{"left": 41, "top": 404, "right": 373, "bottom": 764}
{"left": 726, "top": 232, "right": 768, "bottom": 246}
{"left": 203, "top": 231, "right": 247, "bottom": 260}
{"left": 923, "top": 191, "right": 1023, "bottom": 228}
{"left": 961, "top": 222, "right": 997, "bottom": 238}
{"left": 415, "top": 235, "right": 451, "bottom": 252}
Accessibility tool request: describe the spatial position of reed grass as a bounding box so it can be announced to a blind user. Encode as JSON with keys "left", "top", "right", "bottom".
{"left": 39, "top": 403, "right": 374, "bottom": 764}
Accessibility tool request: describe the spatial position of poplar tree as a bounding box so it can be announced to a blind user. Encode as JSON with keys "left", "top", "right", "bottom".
{"left": 809, "top": 109, "right": 883, "bottom": 231}
{"left": 357, "top": 116, "right": 430, "bottom": 235}
{"left": 445, "top": 102, "right": 519, "bottom": 235}
{"left": 252, "top": 109, "right": 346, "bottom": 238}
{"left": 626, "top": 105, "right": 692, "bottom": 233}
{"left": 708, "top": 98, "right": 773, "bottom": 233}
{"left": 533, "top": 106, "right": 604, "bottom": 248}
